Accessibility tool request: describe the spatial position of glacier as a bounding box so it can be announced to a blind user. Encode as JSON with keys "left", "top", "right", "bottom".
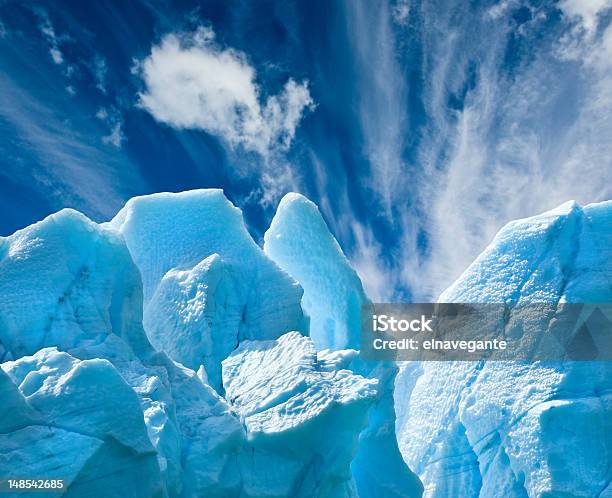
{"left": 0, "top": 209, "right": 246, "bottom": 496}
{"left": 1, "top": 348, "right": 164, "bottom": 497}
{"left": 0, "top": 190, "right": 419, "bottom": 497}
{"left": 264, "top": 193, "right": 366, "bottom": 351}
{"left": 395, "top": 200, "right": 612, "bottom": 497}
{"left": 0, "top": 189, "right": 610, "bottom": 497}
{"left": 264, "top": 193, "right": 423, "bottom": 498}
{"left": 222, "top": 331, "right": 378, "bottom": 497}
{"left": 107, "top": 190, "right": 308, "bottom": 391}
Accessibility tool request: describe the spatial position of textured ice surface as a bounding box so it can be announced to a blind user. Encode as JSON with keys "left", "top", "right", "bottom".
{"left": 0, "top": 192, "right": 418, "bottom": 497}
{"left": 264, "top": 193, "right": 366, "bottom": 350}
{"left": 6, "top": 188, "right": 607, "bottom": 497}
{"left": 0, "top": 209, "right": 151, "bottom": 360}
{"left": 396, "top": 200, "right": 612, "bottom": 498}
{"left": 144, "top": 253, "right": 240, "bottom": 391}
{"left": 223, "top": 331, "right": 377, "bottom": 497}
{"left": 108, "top": 190, "right": 307, "bottom": 391}
{"left": 1, "top": 349, "right": 164, "bottom": 497}
{"left": 264, "top": 193, "right": 423, "bottom": 498}
{"left": 0, "top": 209, "right": 245, "bottom": 497}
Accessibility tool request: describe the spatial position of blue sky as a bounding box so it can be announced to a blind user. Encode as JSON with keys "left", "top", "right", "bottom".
{"left": 1, "top": 0, "right": 611, "bottom": 300}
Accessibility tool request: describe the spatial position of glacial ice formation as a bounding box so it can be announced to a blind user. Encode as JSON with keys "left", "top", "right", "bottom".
{"left": 395, "top": 200, "right": 612, "bottom": 497}
{"left": 1, "top": 349, "right": 164, "bottom": 498}
{"left": 0, "top": 190, "right": 420, "bottom": 497}
{"left": 143, "top": 252, "right": 239, "bottom": 391}
{"left": 2, "top": 188, "right": 609, "bottom": 498}
{"left": 264, "top": 193, "right": 366, "bottom": 351}
{"left": 0, "top": 209, "right": 151, "bottom": 361}
{"left": 223, "top": 331, "right": 378, "bottom": 497}
{"left": 108, "top": 190, "right": 308, "bottom": 390}
{"left": 264, "top": 193, "right": 423, "bottom": 498}
{"left": 0, "top": 208, "right": 245, "bottom": 496}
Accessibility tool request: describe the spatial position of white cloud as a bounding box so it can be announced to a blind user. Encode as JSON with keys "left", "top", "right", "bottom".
{"left": 392, "top": 0, "right": 411, "bottom": 25}
{"left": 137, "top": 27, "right": 314, "bottom": 157}
{"left": 102, "top": 122, "right": 125, "bottom": 148}
{"left": 398, "top": 1, "right": 612, "bottom": 300}
{"left": 243, "top": 163, "right": 301, "bottom": 212}
{"left": 93, "top": 55, "right": 108, "bottom": 94}
{"left": 96, "top": 107, "right": 125, "bottom": 148}
{"left": 36, "top": 11, "right": 64, "bottom": 65}
{"left": 556, "top": 0, "right": 612, "bottom": 59}
{"left": 345, "top": 0, "right": 407, "bottom": 217}
{"left": 49, "top": 47, "right": 63, "bottom": 64}
{"left": 559, "top": 0, "right": 612, "bottom": 35}
{"left": 95, "top": 108, "right": 108, "bottom": 120}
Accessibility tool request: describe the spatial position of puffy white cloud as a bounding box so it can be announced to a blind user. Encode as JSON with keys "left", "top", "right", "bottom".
{"left": 137, "top": 27, "right": 314, "bottom": 157}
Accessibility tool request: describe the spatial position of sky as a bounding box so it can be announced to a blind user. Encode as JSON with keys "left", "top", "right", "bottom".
{"left": 1, "top": 0, "right": 611, "bottom": 301}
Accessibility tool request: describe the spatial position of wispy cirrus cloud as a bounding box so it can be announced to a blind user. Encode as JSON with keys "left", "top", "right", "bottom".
{"left": 392, "top": 0, "right": 411, "bottom": 25}
{"left": 400, "top": 0, "right": 612, "bottom": 299}
{"left": 0, "top": 73, "right": 143, "bottom": 220}
{"left": 92, "top": 54, "right": 108, "bottom": 94}
{"left": 344, "top": 0, "right": 408, "bottom": 218}
{"left": 332, "top": 0, "right": 612, "bottom": 302}
{"left": 558, "top": 0, "right": 612, "bottom": 36}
